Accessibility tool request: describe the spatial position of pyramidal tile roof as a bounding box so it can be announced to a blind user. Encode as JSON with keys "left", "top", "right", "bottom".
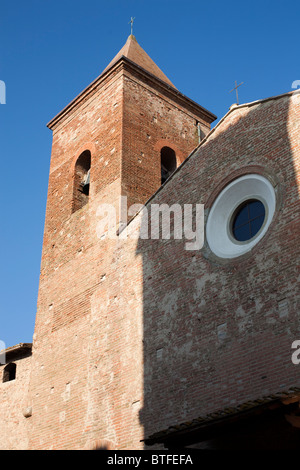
{"left": 101, "top": 35, "right": 176, "bottom": 89}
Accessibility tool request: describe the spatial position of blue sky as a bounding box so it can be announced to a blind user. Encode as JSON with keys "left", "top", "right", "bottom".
{"left": 0, "top": 0, "right": 299, "bottom": 348}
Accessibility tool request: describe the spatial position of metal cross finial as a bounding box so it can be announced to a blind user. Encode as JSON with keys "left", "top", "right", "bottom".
{"left": 229, "top": 80, "right": 244, "bottom": 105}
{"left": 129, "top": 17, "right": 135, "bottom": 36}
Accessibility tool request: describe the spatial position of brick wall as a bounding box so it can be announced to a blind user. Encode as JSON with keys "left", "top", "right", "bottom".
{"left": 0, "top": 350, "right": 32, "bottom": 450}
{"left": 5, "top": 56, "right": 297, "bottom": 450}
{"left": 121, "top": 69, "right": 211, "bottom": 209}
{"left": 135, "top": 92, "right": 300, "bottom": 442}
{"left": 26, "top": 59, "right": 214, "bottom": 449}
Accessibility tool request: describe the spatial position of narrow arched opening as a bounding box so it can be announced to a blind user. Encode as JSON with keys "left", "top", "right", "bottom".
{"left": 72, "top": 150, "right": 91, "bottom": 213}
{"left": 3, "top": 363, "right": 16, "bottom": 382}
{"left": 161, "top": 147, "right": 177, "bottom": 184}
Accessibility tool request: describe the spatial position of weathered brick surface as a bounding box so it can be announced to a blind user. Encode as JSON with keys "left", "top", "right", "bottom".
{"left": 23, "top": 53, "right": 214, "bottom": 450}
{"left": 1, "top": 43, "right": 299, "bottom": 450}
{"left": 136, "top": 93, "right": 300, "bottom": 441}
{"left": 0, "top": 350, "right": 32, "bottom": 450}
{"left": 121, "top": 67, "right": 211, "bottom": 209}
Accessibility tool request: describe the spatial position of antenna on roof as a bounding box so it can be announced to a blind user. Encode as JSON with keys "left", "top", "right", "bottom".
{"left": 229, "top": 80, "right": 244, "bottom": 105}
{"left": 129, "top": 17, "right": 135, "bottom": 36}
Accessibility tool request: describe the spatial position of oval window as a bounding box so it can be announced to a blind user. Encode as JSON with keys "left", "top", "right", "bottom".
{"left": 231, "top": 199, "right": 266, "bottom": 242}
{"left": 206, "top": 174, "right": 276, "bottom": 259}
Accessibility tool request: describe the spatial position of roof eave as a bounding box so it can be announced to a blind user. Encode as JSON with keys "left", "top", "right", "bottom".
{"left": 0, "top": 343, "right": 32, "bottom": 362}
{"left": 143, "top": 386, "right": 300, "bottom": 447}
{"left": 46, "top": 55, "right": 217, "bottom": 131}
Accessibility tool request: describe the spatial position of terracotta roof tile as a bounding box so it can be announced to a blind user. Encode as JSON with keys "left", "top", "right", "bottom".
{"left": 101, "top": 35, "right": 176, "bottom": 88}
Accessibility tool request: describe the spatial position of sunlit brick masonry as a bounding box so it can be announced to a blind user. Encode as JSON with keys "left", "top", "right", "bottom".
{"left": 0, "top": 34, "right": 299, "bottom": 450}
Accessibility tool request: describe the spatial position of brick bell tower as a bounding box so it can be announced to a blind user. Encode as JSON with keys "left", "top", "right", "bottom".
{"left": 28, "top": 35, "right": 216, "bottom": 449}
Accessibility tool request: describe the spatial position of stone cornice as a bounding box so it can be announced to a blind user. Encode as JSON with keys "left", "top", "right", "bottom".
{"left": 47, "top": 56, "right": 217, "bottom": 131}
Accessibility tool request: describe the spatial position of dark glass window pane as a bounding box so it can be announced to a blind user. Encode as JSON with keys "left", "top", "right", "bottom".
{"left": 233, "top": 205, "right": 249, "bottom": 227}
{"left": 232, "top": 199, "right": 265, "bottom": 242}
{"left": 233, "top": 223, "right": 251, "bottom": 242}
{"left": 250, "top": 215, "right": 265, "bottom": 236}
{"left": 248, "top": 200, "right": 265, "bottom": 219}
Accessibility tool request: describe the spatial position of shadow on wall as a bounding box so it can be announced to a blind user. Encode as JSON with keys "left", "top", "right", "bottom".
{"left": 89, "top": 439, "right": 114, "bottom": 450}
{"left": 137, "top": 92, "right": 300, "bottom": 449}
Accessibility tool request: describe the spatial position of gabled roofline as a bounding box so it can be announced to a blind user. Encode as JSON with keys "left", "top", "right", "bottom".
{"left": 185, "top": 87, "right": 300, "bottom": 161}
{"left": 46, "top": 55, "right": 217, "bottom": 130}
{"left": 118, "top": 87, "right": 300, "bottom": 232}
{"left": 146, "top": 87, "right": 300, "bottom": 198}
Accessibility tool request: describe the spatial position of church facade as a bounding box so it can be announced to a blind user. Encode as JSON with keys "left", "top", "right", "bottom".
{"left": 0, "top": 35, "right": 299, "bottom": 450}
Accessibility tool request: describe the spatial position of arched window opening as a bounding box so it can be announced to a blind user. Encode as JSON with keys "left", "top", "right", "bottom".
{"left": 3, "top": 363, "right": 16, "bottom": 382}
{"left": 161, "top": 147, "right": 177, "bottom": 184}
{"left": 72, "top": 150, "right": 91, "bottom": 213}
